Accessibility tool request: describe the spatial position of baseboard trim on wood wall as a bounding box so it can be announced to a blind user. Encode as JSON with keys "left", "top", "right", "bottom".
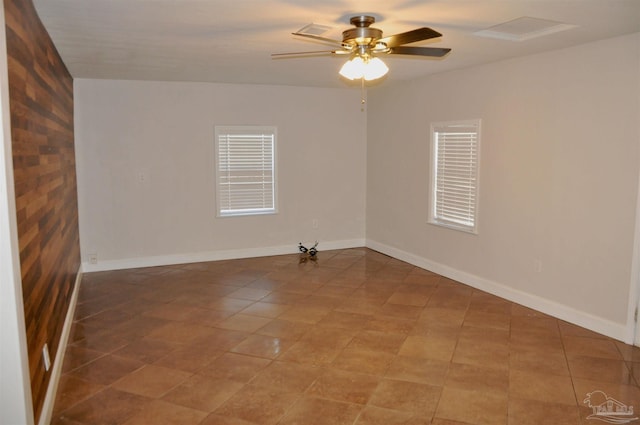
{"left": 366, "top": 239, "right": 629, "bottom": 343}
{"left": 81, "top": 239, "right": 367, "bottom": 273}
{"left": 37, "top": 268, "right": 82, "bottom": 425}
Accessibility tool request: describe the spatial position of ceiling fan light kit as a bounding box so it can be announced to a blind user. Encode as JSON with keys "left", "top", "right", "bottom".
{"left": 274, "top": 15, "right": 451, "bottom": 83}
{"left": 339, "top": 56, "right": 389, "bottom": 81}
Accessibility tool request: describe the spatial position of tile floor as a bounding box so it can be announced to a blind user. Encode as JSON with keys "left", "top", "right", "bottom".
{"left": 51, "top": 248, "right": 640, "bottom": 425}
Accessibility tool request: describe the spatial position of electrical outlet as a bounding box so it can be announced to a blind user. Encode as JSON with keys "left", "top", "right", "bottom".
{"left": 42, "top": 344, "right": 51, "bottom": 372}
{"left": 312, "top": 219, "right": 319, "bottom": 229}
{"left": 89, "top": 253, "right": 98, "bottom": 264}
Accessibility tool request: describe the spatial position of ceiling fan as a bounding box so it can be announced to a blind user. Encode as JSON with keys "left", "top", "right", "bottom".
{"left": 273, "top": 15, "right": 451, "bottom": 81}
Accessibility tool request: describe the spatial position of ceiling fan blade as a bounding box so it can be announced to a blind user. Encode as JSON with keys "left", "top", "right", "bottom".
{"left": 271, "top": 49, "right": 349, "bottom": 57}
{"left": 379, "top": 27, "right": 442, "bottom": 47}
{"left": 292, "top": 32, "right": 345, "bottom": 47}
{"left": 388, "top": 46, "right": 451, "bottom": 57}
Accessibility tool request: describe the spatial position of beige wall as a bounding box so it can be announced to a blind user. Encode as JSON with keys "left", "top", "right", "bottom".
{"left": 366, "top": 33, "right": 640, "bottom": 339}
{"left": 75, "top": 34, "right": 640, "bottom": 340}
{"left": 74, "top": 80, "right": 367, "bottom": 269}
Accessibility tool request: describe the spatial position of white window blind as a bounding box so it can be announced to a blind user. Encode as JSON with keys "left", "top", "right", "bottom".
{"left": 215, "top": 126, "right": 276, "bottom": 217}
{"left": 429, "top": 120, "right": 480, "bottom": 233}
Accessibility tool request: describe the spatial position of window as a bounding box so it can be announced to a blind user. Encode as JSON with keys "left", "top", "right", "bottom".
{"left": 215, "top": 126, "right": 277, "bottom": 217}
{"left": 429, "top": 119, "right": 480, "bottom": 233}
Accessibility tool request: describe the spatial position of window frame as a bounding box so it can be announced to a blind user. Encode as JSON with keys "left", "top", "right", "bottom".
{"left": 214, "top": 125, "right": 278, "bottom": 218}
{"left": 428, "top": 119, "right": 481, "bottom": 234}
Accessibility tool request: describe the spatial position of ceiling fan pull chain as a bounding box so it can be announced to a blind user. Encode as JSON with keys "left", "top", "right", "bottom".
{"left": 360, "top": 78, "right": 365, "bottom": 112}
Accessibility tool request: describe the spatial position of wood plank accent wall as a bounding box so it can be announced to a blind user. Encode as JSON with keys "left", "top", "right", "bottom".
{"left": 4, "top": 0, "right": 80, "bottom": 421}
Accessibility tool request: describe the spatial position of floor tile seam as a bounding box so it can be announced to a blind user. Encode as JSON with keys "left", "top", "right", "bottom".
{"left": 508, "top": 363, "right": 585, "bottom": 409}
{"left": 558, "top": 327, "right": 613, "bottom": 409}
{"left": 65, "top": 352, "right": 146, "bottom": 382}
{"left": 112, "top": 372, "right": 195, "bottom": 403}
{"left": 61, "top": 350, "right": 111, "bottom": 375}
{"left": 50, "top": 379, "right": 109, "bottom": 418}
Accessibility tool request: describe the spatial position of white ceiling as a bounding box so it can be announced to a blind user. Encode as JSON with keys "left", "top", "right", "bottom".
{"left": 34, "top": 0, "right": 640, "bottom": 89}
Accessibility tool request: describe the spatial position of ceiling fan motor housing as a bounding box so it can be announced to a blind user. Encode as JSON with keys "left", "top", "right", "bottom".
{"left": 342, "top": 15, "right": 383, "bottom": 50}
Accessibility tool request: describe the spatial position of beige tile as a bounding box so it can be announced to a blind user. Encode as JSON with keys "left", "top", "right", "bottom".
{"left": 332, "top": 347, "right": 395, "bottom": 376}
{"left": 206, "top": 297, "right": 255, "bottom": 313}
{"left": 568, "top": 355, "right": 634, "bottom": 384}
{"left": 227, "top": 287, "right": 271, "bottom": 301}
{"left": 161, "top": 375, "right": 244, "bottom": 412}
{"left": 153, "top": 346, "right": 221, "bottom": 373}
{"left": 230, "top": 334, "right": 294, "bottom": 359}
{"left": 298, "top": 294, "right": 344, "bottom": 309}
{"left": 445, "top": 362, "right": 509, "bottom": 392}
{"left": 307, "top": 368, "right": 380, "bottom": 404}
{"left": 112, "top": 338, "right": 179, "bottom": 364}
{"left": 348, "top": 330, "right": 407, "bottom": 355}
{"left": 435, "top": 387, "right": 507, "bottom": 425}
{"left": 365, "top": 316, "right": 415, "bottom": 334}
{"left": 255, "top": 319, "right": 312, "bottom": 340}
{"left": 142, "top": 303, "right": 198, "bottom": 321}
{"left": 58, "top": 388, "right": 151, "bottom": 425}
{"left": 507, "top": 398, "right": 581, "bottom": 425}
{"left": 387, "top": 291, "right": 430, "bottom": 307}
{"left": 195, "top": 328, "right": 251, "bottom": 351}
{"left": 509, "top": 347, "right": 570, "bottom": 376}
{"left": 452, "top": 339, "right": 509, "bottom": 370}
{"left": 317, "top": 311, "right": 371, "bottom": 329}
{"left": 572, "top": 377, "right": 640, "bottom": 413}
{"left": 313, "top": 285, "right": 356, "bottom": 297}
{"left": 300, "top": 326, "right": 357, "bottom": 349}
{"left": 385, "top": 355, "right": 450, "bottom": 386}
{"left": 199, "top": 413, "right": 259, "bottom": 425}
{"left": 215, "top": 314, "right": 272, "bottom": 333}
{"left": 509, "top": 370, "right": 577, "bottom": 406}
{"left": 430, "top": 419, "right": 475, "bottom": 425}
{"left": 214, "top": 384, "right": 301, "bottom": 425}
{"left": 67, "top": 355, "right": 144, "bottom": 385}
{"left": 355, "top": 406, "right": 431, "bottom": 425}
{"left": 146, "top": 321, "right": 218, "bottom": 344}
{"left": 378, "top": 303, "right": 423, "bottom": 320}
{"left": 458, "top": 325, "right": 510, "bottom": 345}
{"left": 52, "top": 375, "right": 105, "bottom": 414}
{"left": 278, "top": 396, "right": 363, "bottom": 425}
{"left": 121, "top": 399, "right": 207, "bottom": 425}
{"left": 249, "top": 360, "right": 322, "bottom": 393}
{"left": 398, "top": 335, "right": 457, "bottom": 362}
{"left": 563, "top": 336, "right": 623, "bottom": 360}
{"left": 61, "top": 346, "right": 105, "bottom": 373}
{"left": 183, "top": 308, "right": 234, "bottom": 327}
{"left": 278, "top": 340, "right": 343, "bottom": 365}
{"left": 418, "top": 307, "right": 466, "bottom": 326}
{"left": 463, "top": 310, "right": 510, "bottom": 330}
{"left": 369, "top": 379, "right": 441, "bottom": 414}
{"left": 615, "top": 341, "right": 640, "bottom": 362}
{"left": 558, "top": 321, "right": 609, "bottom": 339}
{"left": 510, "top": 316, "right": 560, "bottom": 337}
{"left": 112, "top": 365, "right": 192, "bottom": 398}
{"left": 198, "top": 352, "right": 271, "bottom": 383}
{"left": 239, "top": 301, "right": 290, "bottom": 318}
{"left": 278, "top": 305, "right": 332, "bottom": 324}
{"left": 57, "top": 249, "right": 640, "bottom": 425}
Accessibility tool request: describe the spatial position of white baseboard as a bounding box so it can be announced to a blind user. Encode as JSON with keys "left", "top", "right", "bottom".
{"left": 81, "top": 238, "right": 367, "bottom": 273}
{"left": 37, "top": 267, "right": 82, "bottom": 425}
{"left": 79, "top": 237, "right": 629, "bottom": 341}
{"left": 366, "top": 239, "right": 629, "bottom": 342}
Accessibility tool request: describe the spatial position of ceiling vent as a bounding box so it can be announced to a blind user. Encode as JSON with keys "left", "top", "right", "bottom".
{"left": 296, "top": 23, "right": 333, "bottom": 36}
{"left": 474, "top": 16, "right": 577, "bottom": 41}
